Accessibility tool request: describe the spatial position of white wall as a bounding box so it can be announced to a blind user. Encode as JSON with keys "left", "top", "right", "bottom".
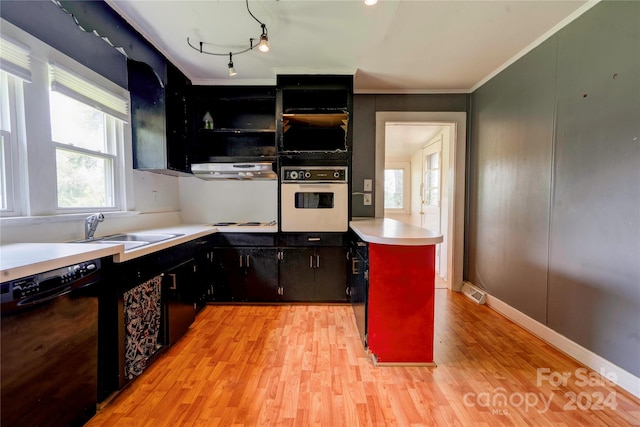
{"left": 179, "top": 177, "right": 278, "bottom": 224}
{"left": 0, "top": 170, "right": 181, "bottom": 244}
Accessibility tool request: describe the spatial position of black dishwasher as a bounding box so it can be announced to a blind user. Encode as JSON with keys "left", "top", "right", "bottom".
{"left": 1, "top": 259, "right": 103, "bottom": 427}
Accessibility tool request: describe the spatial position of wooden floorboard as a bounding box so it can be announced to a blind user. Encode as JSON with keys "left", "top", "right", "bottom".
{"left": 86, "top": 290, "right": 640, "bottom": 426}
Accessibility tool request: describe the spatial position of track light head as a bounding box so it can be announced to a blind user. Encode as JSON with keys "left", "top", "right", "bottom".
{"left": 258, "top": 24, "right": 270, "bottom": 52}
{"left": 228, "top": 53, "right": 237, "bottom": 76}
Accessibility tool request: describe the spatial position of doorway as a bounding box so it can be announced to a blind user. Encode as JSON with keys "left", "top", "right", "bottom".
{"left": 375, "top": 112, "right": 466, "bottom": 292}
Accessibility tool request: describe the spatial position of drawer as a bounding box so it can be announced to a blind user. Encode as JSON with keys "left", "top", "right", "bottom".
{"left": 281, "top": 233, "right": 346, "bottom": 247}
{"left": 215, "top": 233, "right": 276, "bottom": 247}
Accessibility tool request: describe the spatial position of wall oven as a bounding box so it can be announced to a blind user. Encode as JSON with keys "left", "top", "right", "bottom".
{"left": 280, "top": 166, "right": 348, "bottom": 232}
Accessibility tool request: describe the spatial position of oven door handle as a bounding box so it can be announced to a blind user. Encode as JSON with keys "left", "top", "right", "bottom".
{"left": 287, "top": 183, "right": 336, "bottom": 188}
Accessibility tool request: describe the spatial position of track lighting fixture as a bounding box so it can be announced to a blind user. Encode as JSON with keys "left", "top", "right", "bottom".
{"left": 187, "top": 0, "right": 270, "bottom": 76}
{"left": 228, "top": 53, "right": 237, "bottom": 76}
{"left": 258, "top": 24, "right": 270, "bottom": 53}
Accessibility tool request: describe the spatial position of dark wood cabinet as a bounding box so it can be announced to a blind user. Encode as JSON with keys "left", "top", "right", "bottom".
{"left": 210, "top": 247, "right": 279, "bottom": 302}
{"left": 205, "top": 233, "right": 279, "bottom": 302}
{"left": 128, "top": 60, "right": 192, "bottom": 175}
{"left": 99, "top": 242, "right": 198, "bottom": 399}
{"left": 278, "top": 246, "right": 348, "bottom": 302}
{"left": 277, "top": 75, "right": 353, "bottom": 156}
{"left": 190, "top": 86, "right": 276, "bottom": 163}
{"left": 165, "top": 62, "right": 192, "bottom": 172}
{"left": 278, "top": 247, "right": 315, "bottom": 301}
{"left": 349, "top": 234, "right": 369, "bottom": 347}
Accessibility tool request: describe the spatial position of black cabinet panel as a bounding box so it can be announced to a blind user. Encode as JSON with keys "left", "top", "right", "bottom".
{"left": 277, "top": 75, "right": 353, "bottom": 154}
{"left": 281, "top": 233, "right": 345, "bottom": 247}
{"left": 313, "top": 247, "right": 348, "bottom": 302}
{"left": 279, "top": 246, "right": 347, "bottom": 302}
{"left": 349, "top": 235, "right": 368, "bottom": 347}
{"left": 163, "top": 259, "right": 196, "bottom": 346}
{"left": 128, "top": 60, "right": 192, "bottom": 175}
{"left": 190, "top": 86, "right": 276, "bottom": 163}
{"left": 216, "top": 233, "right": 277, "bottom": 247}
{"left": 245, "top": 248, "right": 279, "bottom": 301}
{"left": 209, "top": 246, "right": 279, "bottom": 302}
{"left": 279, "top": 247, "right": 315, "bottom": 301}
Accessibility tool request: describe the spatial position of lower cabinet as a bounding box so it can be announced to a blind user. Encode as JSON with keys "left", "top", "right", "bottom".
{"left": 278, "top": 246, "right": 348, "bottom": 302}
{"left": 212, "top": 247, "right": 279, "bottom": 301}
{"left": 349, "top": 234, "right": 369, "bottom": 347}
{"left": 98, "top": 243, "right": 197, "bottom": 401}
{"left": 163, "top": 259, "right": 197, "bottom": 346}
{"left": 205, "top": 233, "right": 348, "bottom": 303}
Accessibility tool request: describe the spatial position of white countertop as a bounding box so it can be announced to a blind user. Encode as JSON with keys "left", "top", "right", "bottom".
{"left": 0, "top": 224, "right": 217, "bottom": 282}
{"left": 0, "top": 219, "right": 438, "bottom": 282}
{"left": 350, "top": 218, "right": 443, "bottom": 246}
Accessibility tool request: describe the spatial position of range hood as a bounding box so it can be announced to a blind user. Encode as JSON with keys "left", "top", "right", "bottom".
{"left": 191, "top": 162, "right": 277, "bottom": 180}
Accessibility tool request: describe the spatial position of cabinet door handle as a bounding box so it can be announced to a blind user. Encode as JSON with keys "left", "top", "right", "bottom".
{"left": 239, "top": 255, "right": 243, "bottom": 268}
{"left": 352, "top": 258, "right": 360, "bottom": 274}
{"left": 307, "top": 237, "right": 321, "bottom": 242}
{"left": 309, "top": 255, "right": 314, "bottom": 268}
{"left": 168, "top": 273, "right": 177, "bottom": 290}
{"left": 245, "top": 254, "right": 250, "bottom": 268}
{"left": 316, "top": 255, "right": 320, "bottom": 268}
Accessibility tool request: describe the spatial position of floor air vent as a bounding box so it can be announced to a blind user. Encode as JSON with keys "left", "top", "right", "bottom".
{"left": 461, "top": 282, "right": 487, "bottom": 305}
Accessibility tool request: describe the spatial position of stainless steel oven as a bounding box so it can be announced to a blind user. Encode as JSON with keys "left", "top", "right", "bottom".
{"left": 280, "top": 166, "right": 348, "bottom": 232}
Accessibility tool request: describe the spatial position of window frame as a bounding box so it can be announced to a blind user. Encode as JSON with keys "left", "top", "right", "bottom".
{"left": 0, "top": 72, "right": 25, "bottom": 217}
{"left": 0, "top": 22, "right": 132, "bottom": 219}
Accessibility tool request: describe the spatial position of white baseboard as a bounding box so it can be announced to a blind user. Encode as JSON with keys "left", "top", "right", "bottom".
{"left": 483, "top": 291, "right": 640, "bottom": 400}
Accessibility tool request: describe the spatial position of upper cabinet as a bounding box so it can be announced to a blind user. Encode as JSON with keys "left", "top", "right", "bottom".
{"left": 128, "top": 60, "right": 192, "bottom": 175}
{"left": 189, "top": 86, "right": 276, "bottom": 163}
{"left": 277, "top": 75, "right": 353, "bottom": 156}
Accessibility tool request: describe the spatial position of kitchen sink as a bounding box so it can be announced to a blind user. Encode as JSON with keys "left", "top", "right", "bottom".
{"left": 73, "top": 233, "right": 183, "bottom": 251}
{"left": 99, "top": 233, "right": 182, "bottom": 243}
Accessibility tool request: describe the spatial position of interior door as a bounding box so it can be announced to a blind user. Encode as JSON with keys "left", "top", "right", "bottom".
{"left": 422, "top": 139, "right": 442, "bottom": 274}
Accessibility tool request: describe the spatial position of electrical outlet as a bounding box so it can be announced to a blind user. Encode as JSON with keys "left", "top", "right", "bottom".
{"left": 363, "top": 193, "right": 372, "bottom": 205}
{"left": 364, "top": 179, "right": 373, "bottom": 192}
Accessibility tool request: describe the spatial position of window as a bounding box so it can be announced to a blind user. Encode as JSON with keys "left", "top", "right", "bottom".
{"left": 384, "top": 169, "right": 404, "bottom": 209}
{"left": 49, "top": 63, "right": 128, "bottom": 211}
{"left": 0, "top": 68, "right": 24, "bottom": 216}
{"left": 384, "top": 161, "right": 410, "bottom": 213}
{"left": 50, "top": 91, "right": 116, "bottom": 208}
{"left": 424, "top": 151, "right": 440, "bottom": 207}
{"left": 0, "top": 25, "right": 130, "bottom": 218}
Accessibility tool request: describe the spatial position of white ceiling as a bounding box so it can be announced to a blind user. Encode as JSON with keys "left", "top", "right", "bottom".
{"left": 105, "top": 0, "right": 594, "bottom": 93}
{"left": 385, "top": 122, "right": 443, "bottom": 159}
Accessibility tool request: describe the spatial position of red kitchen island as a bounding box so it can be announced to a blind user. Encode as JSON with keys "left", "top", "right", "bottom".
{"left": 349, "top": 218, "right": 443, "bottom": 365}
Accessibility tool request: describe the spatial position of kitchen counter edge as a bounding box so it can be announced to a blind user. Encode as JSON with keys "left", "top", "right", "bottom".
{"left": 0, "top": 224, "right": 218, "bottom": 282}
{"left": 349, "top": 218, "right": 443, "bottom": 246}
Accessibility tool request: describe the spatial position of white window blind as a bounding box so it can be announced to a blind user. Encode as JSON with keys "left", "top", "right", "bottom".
{"left": 49, "top": 62, "right": 128, "bottom": 122}
{"left": 0, "top": 35, "right": 31, "bottom": 82}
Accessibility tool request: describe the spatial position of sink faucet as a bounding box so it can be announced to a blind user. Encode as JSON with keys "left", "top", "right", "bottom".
{"left": 85, "top": 213, "right": 105, "bottom": 240}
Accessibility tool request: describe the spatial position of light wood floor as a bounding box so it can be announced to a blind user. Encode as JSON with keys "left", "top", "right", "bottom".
{"left": 86, "top": 290, "right": 640, "bottom": 426}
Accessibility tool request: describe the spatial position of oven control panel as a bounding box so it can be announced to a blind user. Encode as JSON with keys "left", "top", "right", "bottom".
{"left": 281, "top": 166, "right": 348, "bottom": 182}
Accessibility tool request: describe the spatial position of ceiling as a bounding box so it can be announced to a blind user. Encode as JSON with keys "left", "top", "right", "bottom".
{"left": 105, "top": 0, "right": 593, "bottom": 93}
{"left": 385, "top": 122, "right": 444, "bottom": 159}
